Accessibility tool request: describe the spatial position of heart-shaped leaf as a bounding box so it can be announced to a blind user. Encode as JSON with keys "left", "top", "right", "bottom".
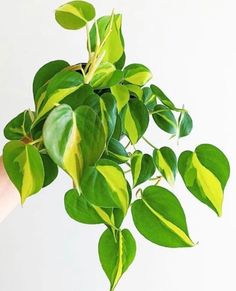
{"left": 131, "top": 186, "right": 194, "bottom": 248}
{"left": 111, "top": 84, "right": 129, "bottom": 112}
{"left": 178, "top": 144, "right": 230, "bottom": 216}
{"left": 81, "top": 159, "right": 130, "bottom": 213}
{"left": 33, "top": 60, "right": 69, "bottom": 97}
{"left": 3, "top": 141, "right": 44, "bottom": 204}
{"left": 4, "top": 110, "right": 34, "bottom": 141}
{"left": 55, "top": 1, "right": 96, "bottom": 30}
{"left": 40, "top": 153, "right": 58, "bottom": 187}
{"left": 121, "top": 99, "right": 149, "bottom": 144}
{"left": 102, "top": 138, "right": 129, "bottom": 164}
{"left": 152, "top": 104, "right": 177, "bottom": 135}
{"left": 99, "top": 228, "right": 136, "bottom": 291}
{"left": 131, "top": 150, "right": 155, "bottom": 187}
{"left": 153, "top": 147, "right": 177, "bottom": 186}
{"left": 178, "top": 111, "right": 193, "bottom": 138}
{"left": 43, "top": 104, "right": 105, "bottom": 189}
{"left": 34, "top": 70, "right": 84, "bottom": 125}
{"left": 123, "top": 64, "right": 152, "bottom": 86}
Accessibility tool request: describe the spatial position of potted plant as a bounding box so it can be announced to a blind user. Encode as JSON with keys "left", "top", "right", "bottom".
{"left": 2, "top": 1, "right": 230, "bottom": 290}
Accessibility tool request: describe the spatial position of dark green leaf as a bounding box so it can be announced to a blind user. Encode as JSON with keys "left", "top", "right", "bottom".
{"left": 131, "top": 186, "right": 194, "bottom": 248}
{"left": 40, "top": 153, "right": 58, "bottom": 187}
{"left": 150, "top": 84, "right": 175, "bottom": 109}
{"left": 102, "top": 138, "right": 129, "bottom": 164}
{"left": 178, "top": 111, "right": 193, "bottom": 138}
{"left": 152, "top": 104, "right": 177, "bottom": 134}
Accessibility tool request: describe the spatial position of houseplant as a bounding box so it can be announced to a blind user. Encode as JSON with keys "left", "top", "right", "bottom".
{"left": 2, "top": 1, "right": 230, "bottom": 290}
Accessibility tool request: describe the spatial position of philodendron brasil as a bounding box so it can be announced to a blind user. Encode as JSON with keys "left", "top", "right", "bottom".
{"left": 2, "top": 1, "right": 230, "bottom": 290}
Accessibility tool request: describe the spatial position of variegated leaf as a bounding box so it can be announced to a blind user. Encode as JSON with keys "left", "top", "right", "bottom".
{"left": 43, "top": 104, "right": 105, "bottom": 189}
{"left": 178, "top": 144, "right": 230, "bottom": 216}
{"left": 99, "top": 228, "right": 136, "bottom": 291}
{"left": 153, "top": 147, "right": 177, "bottom": 186}
{"left": 81, "top": 159, "right": 130, "bottom": 213}
{"left": 3, "top": 141, "right": 44, "bottom": 204}
{"left": 55, "top": 1, "right": 96, "bottom": 30}
{"left": 123, "top": 64, "right": 152, "bottom": 86}
{"left": 131, "top": 150, "right": 155, "bottom": 187}
{"left": 132, "top": 186, "right": 194, "bottom": 248}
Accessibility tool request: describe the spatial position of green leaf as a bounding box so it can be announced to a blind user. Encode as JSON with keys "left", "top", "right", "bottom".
{"left": 99, "top": 93, "right": 118, "bottom": 143}
{"left": 4, "top": 110, "right": 34, "bottom": 141}
{"left": 65, "top": 189, "right": 103, "bottom": 224}
{"left": 125, "top": 84, "right": 143, "bottom": 100}
{"left": 34, "top": 70, "right": 84, "bottom": 125}
{"left": 150, "top": 84, "right": 175, "bottom": 109}
{"left": 121, "top": 99, "right": 149, "bottom": 144}
{"left": 90, "top": 14, "right": 124, "bottom": 64}
{"left": 90, "top": 62, "right": 123, "bottom": 89}
{"left": 178, "top": 144, "right": 230, "bottom": 216}
{"left": 3, "top": 141, "right": 44, "bottom": 204}
{"left": 178, "top": 111, "right": 193, "bottom": 138}
{"left": 114, "top": 52, "right": 126, "bottom": 70}
{"left": 142, "top": 87, "right": 157, "bottom": 111}
{"left": 131, "top": 186, "right": 194, "bottom": 248}
{"left": 33, "top": 60, "right": 69, "bottom": 97}
{"left": 123, "top": 64, "right": 152, "bottom": 86}
{"left": 81, "top": 159, "right": 130, "bottom": 213}
{"left": 131, "top": 151, "right": 155, "bottom": 187}
{"left": 152, "top": 104, "right": 177, "bottom": 134}
{"left": 111, "top": 84, "right": 129, "bottom": 112}
{"left": 55, "top": 1, "right": 96, "bottom": 30}
{"left": 99, "top": 228, "right": 136, "bottom": 291}
{"left": 153, "top": 147, "right": 177, "bottom": 186}
{"left": 40, "top": 153, "right": 58, "bottom": 187}
{"left": 102, "top": 138, "right": 129, "bottom": 164}
{"left": 65, "top": 189, "right": 124, "bottom": 228}
{"left": 111, "top": 115, "right": 123, "bottom": 140}
{"left": 43, "top": 104, "right": 105, "bottom": 189}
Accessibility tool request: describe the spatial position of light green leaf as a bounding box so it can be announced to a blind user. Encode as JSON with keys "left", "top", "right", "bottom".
{"left": 121, "top": 99, "right": 149, "bottom": 144}
{"left": 123, "top": 64, "right": 152, "bottom": 86}
{"left": 43, "top": 104, "right": 105, "bottom": 189}
{"left": 125, "top": 84, "right": 143, "bottom": 100}
{"left": 34, "top": 70, "right": 84, "bottom": 125}
{"left": 90, "top": 14, "right": 124, "bottom": 64}
{"left": 178, "top": 111, "right": 193, "bottom": 138}
{"left": 153, "top": 147, "right": 177, "bottom": 186}
{"left": 150, "top": 84, "right": 175, "bottom": 109}
{"left": 33, "top": 60, "right": 69, "bottom": 97}
{"left": 99, "top": 228, "right": 136, "bottom": 291}
{"left": 55, "top": 1, "right": 95, "bottom": 30}
{"left": 90, "top": 62, "right": 123, "bottom": 89}
{"left": 131, "top": 151, "right": 155, "bottom": 187}
{"left": 152, "top": 104, "right": 177, "bottom": 134}
{"left": 178, "top": 144, "right": 230, "bottom": 216}
{"left": 132, "top": 186, "right": 194, "bottom": 248}
{"left": 3, "top": 141, "right": 44, "bottom": 204}
{"left": 81, "top": 159, "right": 130, "bottom": 213}
{"left": 4, "top": 110, "right": 34, "bottom": 141}
{"left": 111, "top": 84, "right": 129, "bottom": 112}
{"left": 99, "top": 93, "right": 118, "bottom": 143}
{"left": 102, "top": 138, "right": 129, "bottom": 164}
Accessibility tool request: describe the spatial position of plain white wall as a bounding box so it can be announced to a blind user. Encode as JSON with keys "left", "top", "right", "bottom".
{"left": 0, "top": 0, "right": 236, "bottom": 290}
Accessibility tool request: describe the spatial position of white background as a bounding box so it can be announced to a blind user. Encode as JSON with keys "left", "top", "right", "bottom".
{"left": 0, "top": 0, "right": 235, "bottom": 290}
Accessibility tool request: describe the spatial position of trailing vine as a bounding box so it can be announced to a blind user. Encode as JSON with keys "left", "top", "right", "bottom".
{"left": 2, "top": 1, "right": 230, "bottom": 290}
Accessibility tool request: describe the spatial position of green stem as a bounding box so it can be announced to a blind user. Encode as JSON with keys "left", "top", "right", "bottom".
{"left": 29, "top": 137, "right": 43, "bottom": 146}
{"left": 142, "top": 136, "right": 157, "bottom": 150}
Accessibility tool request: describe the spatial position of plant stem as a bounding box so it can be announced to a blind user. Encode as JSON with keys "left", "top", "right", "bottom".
{"left": 86, "top": 23, "right": 92, "bottom": 58}
{"left": 142, "top": 136, "right": 157, "bottom": 150}
{"left": 29, "top": 137, "right": 43, "bottom": 146}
